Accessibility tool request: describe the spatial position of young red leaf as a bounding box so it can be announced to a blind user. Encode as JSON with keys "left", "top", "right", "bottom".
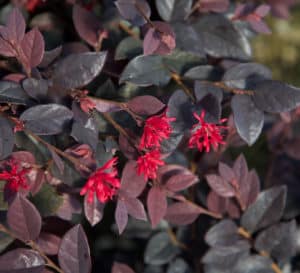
{"left": 115, "top": 200, "right": 129, "bottom": 234}
{"left": 112, "top": 262, "right": 135, "bottom": 273}
{"left": 58, "top": 225, "right": 91, "bottom": 273}
{"left": 206, "top": 174, "right": 235, "bottom": 197}
{"left": 147, "top": 186, "right": 167, "bottom": 228}
{"left": 84, "top": 195, "right": 105, "bottom": 226}
{"left": 7, "top": 194, "right": 42, "bottom": 242}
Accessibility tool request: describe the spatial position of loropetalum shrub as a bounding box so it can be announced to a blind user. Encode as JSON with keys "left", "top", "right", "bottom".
{"left": 0, "top": 0, "right": 299, "bottom": 272}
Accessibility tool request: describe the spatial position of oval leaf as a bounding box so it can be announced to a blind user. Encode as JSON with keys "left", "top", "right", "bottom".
{"left": 84, "top": 195, "right": 105, "bottom": 226}
{"left": 147, "top": 187, "right": 167, "bottom": 228}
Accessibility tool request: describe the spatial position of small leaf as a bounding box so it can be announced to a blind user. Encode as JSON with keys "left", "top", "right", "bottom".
{"left": 155, "top": 0, "right": 192, "bottom": 22}
{"left": 112, "top": 262, "right": 135, "bottom": 273}
{"left": 231, "top": 94, "right": 264, "bottom": 145}
{"left": 147, "top": 186, "right": 167, "bottom": 228}
{"left": 115, "top": 37, "right": 143, "bottom": 61}
{"left": 120, "top": 55, "right": 171, "bottom": 87}
{"left": 241, "top": 186, "right": 287, "bottom": 233}
{"left": 127, "top": 95, "right": 165, "bottom": 116}
{"left": 167, "top": 258, "right": 191, "bottom": 273}
{"left": 22, "top": 78, "right": 48, "bottom": 100}
{"left": 0, "top": 81, "right": 30, "bottom": 105}
{"left": 232, "top": 255, "right": 273, "bottom": 273}
{"left": 115, "top": 200, "right": 128, "bottom": 235}
{"left": 7, "top": 195, "right": 42, "bottom": 242}
{"left": 206, "top": 174, "right": 235, "bottom": 198}
{"left": 218, "top": 162, "right": 235, "bottom": 182}
{"left": 39, "top": 46, "right": 62, "bottom": 68}
{"left": 0, "top": 116, "right": 14, "bottom": 160}
{"left": 84, "top": 195, "right": 105, "bottom": 226}
{"left": 165, "top": 173, "right": 198, "bottom": 192}
{"left": 124, "top": 197, "right": 147, "bottom": 221}
{"left": 58, "top": 225, "right": 91, "bottom": 273}
{"left": 52, "top": 52, "right": 107, "bottom": 89}
{"left": 0, "top": 248, "right": 44, "bottom": 273}
{"left": 144, "top": 232, "right": 179, "bottom": 265}
{"left": 36, "top": 232, "right": 61, "bottom": 256}
{"left": 233, "top": 154, "right": 248, "bottom": 182}
{"left": 20, "top": 104, "right": 73, "bottom": 135}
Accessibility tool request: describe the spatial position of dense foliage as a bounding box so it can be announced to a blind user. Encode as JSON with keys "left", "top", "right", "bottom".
{"left": 0, "top": 0, "right": 299, "bottom": 272}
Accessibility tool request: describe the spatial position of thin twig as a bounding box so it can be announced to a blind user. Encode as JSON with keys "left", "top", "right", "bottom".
{"left": 119, "top": 22, "right": 140, "bottom": 40}
{"left": 170, "top": 72, "right": 196, "bottom": 102}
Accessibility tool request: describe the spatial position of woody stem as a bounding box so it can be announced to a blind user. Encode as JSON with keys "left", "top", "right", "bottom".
{"left": 170, "top": 72, "right": 196, "bottom": 103}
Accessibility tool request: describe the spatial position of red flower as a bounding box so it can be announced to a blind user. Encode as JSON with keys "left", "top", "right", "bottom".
{"left": 137, "top": 150, "right": 165, "bottom": 181}
{"left": 189, "top": 111, "right": 227, "bottom": 153}
{"left": 26, "top": 0, "right": 43, "bottom": 12}
{"left": 80, "top": 157, "right": 120, "bottom": 203}
{"left": 0, "top": 160, "right": 29, "bottom": 193}
{"left": 139, "top": 113, "right": 175, "bottom": 149}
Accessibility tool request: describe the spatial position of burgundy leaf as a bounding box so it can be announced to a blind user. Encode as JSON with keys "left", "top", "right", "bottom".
{"left": 84, "top": 195, "right": 105, "bottom": 226}
{"left": 11, "top": 151, "right": 36, "bottom": 167}
{"left": 36, "top": 232, "right": 61, "bottom": 256}
{"left": 124, "top": 197, "right": 147, "bottom": 221}
{"left": 218, "top": 162, "right": 235, "bottom": 182}
{"left": 147, "top": 186, "right": 167, "bottom": 228}
{"left": 2, "top": 73, "right": 25, "bottom": 83}
{"left": 240, "top": 169, "right": 260, "bottom": 208}
{"left": 115, "top": 200, "right": 128, "bottom": 235}
{"left": 20, "top": 28, "right": 45, "bottom": 72}
{"left": 206, "top": 174, "right": 235, "bottom": 197}
{"left": 233, "top": 154, "right": 248, "bottom": 182}
{"left": 127, "top": 95, "right": 165, "bottom": 116}
{"left": 50, "top": 150, "right": 64, "bottom": 175}
{"left": 118, "top": 130, "right": 139, "bottom": 160}
{"left": 199, "top": 0, "right": 230, "bottom": 13}
{"left": 0, "top": 248, "right": 44, "bottom": 273}
{"left": 165, "top": 173, "right": 198, "bottom": 192}
{"left": 164, "top": 202, "right": 202, "bottom": 225}
{"left": 121, "top": 160, "right": 147, "bottom": 197}
{"left": 112, "top": 262, "right": 135, "bottom": 273}
{"left": 56, "top": 194, "right": 82, "bottom": 221}
{"left": 39, "top": 46, "right": 62, "bottom": 68}
{"left": 7, "top": 194, "right": 42, "bottom": 242}
{"left": 58, "top": 225, "right": 91, "bottom": 273}
{"left": 0, "top": 30, "right": 15, "bottom": 57}
{"left": 27, "top": 168, "right": 45, "bottom": 196}
{"left": 206, "top": 191, "right": 227, "bottom": 215}
{"left": 4, "top": 8, "right": 26, "bottom": 43}
{"left": 91, "top": 97, "right": 121, "bottom": 113}
{"left": 73, "top": 5, "right": 104, "bottom": 48}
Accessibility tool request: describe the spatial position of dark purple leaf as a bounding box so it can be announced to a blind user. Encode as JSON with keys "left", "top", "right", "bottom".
{"left": 115, "top": 200, "right": 128, "bottom": 235}
{"left": 155, "top": 0, "right": 192, "bottom": 22}
{"left": 184, "top": 65, "right": 223, "bottom": 81}
{"left": 55, "top": 194, "right": 81, "bottom": 221}
{"left": 239, "top": 169, "right": 260, "bottom": 208}
{"left": 36, "top": 232, "right": 61, "bottom": 256}
{"left": 84, "top": 195, "right": 105, "bottom": 226}
{"left": 0, "top": 116, "right": 14, "bottom": 160}
{"left": 52, "top": 52, "right": 107, "bottom": 89}
{"left": 0, "top": 248, "right": 44, "bottom": 273}
{"left": 0, "top": 28, "right": 15, "bottom": 57}
{"left": 115, "top": 0, "right": 151, "bottom": 26}
{"left": 218, "top": 162, "right": 235, "bottom": 182}
{"left": 0, "top": 81, "right": 30, "bottom": 105}
{"left": 206, "top": 174, "right": 235, "bottom": 198}
{"left": 206, "top": 191, "right": 227, "bottom": 215}
{"left": 124, "top": 197, "right": 147, "bottom": 221}
{"left": 7, "top": 194, "right": 42, "bottom": 242}
{"left": 241, "top": 186, "right": 287, "bottom": 233}
{"left": 232, "top": 255, "right": 273, "bottom": 273}
{"left": 73, "top": 5, "right": 104, "bottom": 48}
{"left": 20, "top": 104, "right": 73, "bottom": 135}
{"left": 39, "top": 46, "right": 62, "bottom": 68}
{"left": 91, "top": 97, "right": 121, "bottom": 113}
{"left": 115, "top": 37, "right": 143, "bottom": 61}
{"left": 199, "top": 0, "right": 230, "bottom": 13}
{"left": 58, "top": 225, "right": 91, "bottom": 273}
{"left": 22, "top": 78, "right": 48, "bottom": 100}
{"left": 127, "top": 96, "right": 165, "bottom": 116}
{"left": 165, "top": 173, "right": 198, "bottom": 192}
{"left": 49, "top": 149, "right": 64, "bottom": 175}
{"left": 121, "top": 161, "right": 147, "bottom": 197}
{"left": 147, "top": 186, "right": 167, "bottom": 228}
{"left": 233, "top": 154, "right": 248, "bottom": 182}
{"left": 118, "top": 130, "right": 139, "bottom": 160}
{"left": 164, "top": 202, "right": 201, "bottom": 225}
{"left": 112, "top": 262, "right": 135, "bottom": 273}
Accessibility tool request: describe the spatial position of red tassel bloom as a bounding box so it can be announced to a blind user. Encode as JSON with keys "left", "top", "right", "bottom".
{"left": 139, "top": 113, "right": 175, "bottom": 149}
{"left": 0, "top": 160, "right": 29, "bottom": 193}
{"left": 189, "top": 111, "right": 227, "bottom": 153}
{"left": 26, "top": 0, "right": 43, "bottom": 12}
{"left": 80, "top": 157, "right": 120, "bottom": 203}
{"left": 137, "top": 150, "right": 165, "bottom": 181}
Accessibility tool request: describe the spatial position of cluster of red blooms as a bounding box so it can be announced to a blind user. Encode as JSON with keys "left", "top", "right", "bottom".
{"left": 0, "top": 160, "right": 29, "bottom": 193}
{"left": 80, "top": 157, "right": 120, "bottom": 204}
{"left": 25, "top": 0, "right": 44, "bottom": 12}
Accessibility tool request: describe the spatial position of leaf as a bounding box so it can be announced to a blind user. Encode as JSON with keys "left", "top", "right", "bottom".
{"left": 144, "top": 232, "right": 179, "bottom": 265}
{"left": 218, "top": 162, "right": 235, "bottom": 182}
{"left": 115, "top": 200, "right": 128, "bottom": 234}
{"left": 0, "top": 231, "right": 13, "bottom": 253}
{"left": 0, "top": 248, "right": 44, "bottom": 273}
{"left": 254, "top": 220, "right": 297, "bottom": 263}
{"left": 231, "top": 95, "right": 264, "bottom": 145}
{"left": 119, "top": 55, "right": 171, "bottom": 87}
{"left": 241, "top": 186, "right": 287, "bottom": 233}
{"left": 121, "top": 161, "right": 147, "bottom": 197}
{"left": 0, "top": 81, "right": 30, "bottom": 105}
{"left": 112, "top": 262, "right": 135, "bottom": 273}
{"left": 164, "top": 202, "right": 201, "bottom": 225}
{"left": 124, "top": 197, "right": 147, "bottom": 221}
{"left": 36, "top": 232, "right": 61, "bottom": 256}
{"left": 184, "top": 65, "right": 223, "bottom": 81}
{"left": 20, "top": 28, "right": 45, "bottom": 71}
{"left": 233, "top": 154, "right": 248, "bottom": 182}
{"left": 73, "top": 5, "right": 103, "bottom": 48}
{"left": 22, "top": 78, "right": 48, "bottom": 100}
{"left": 205, "top": 219, "right": 240, "bottom": 247}
{"left": 232, "top": 255, "right": 273, "bottom": 273}
{"left": 115, "top": 0, "right": 151, "bottom": 26}
{"left": 115, "top": 37, "right": 143, "bottom": 61}
{"left": 39, "top": 46, "right": 62, "bottom": 68}
{"left": 84, "top": 195, "right": 105, "bottom": 226}
{"left": 147, "top": 186, "right": 167, "bottom": 228}
{"left": 52, "top": 52, "right": 107, "bottom": 89}
{"left": 194, "top": 81, "right": 223, "bottom": 104}
{"left": 167, "top": 258, "right": 191, "bottom": 273}
{"left": 239, "top": 169, "right": 260, "bottom": 208}
{"left": 127, "top": 95, "right": 165, "bottom": 116}
{"left": 0, "top": 116, "right": 14, "bottom": 160}
{"left": 155, "top": 0, "right": 192, "bottom": 22}
{"left": 253, "top": 80, "right": 300, "bottom": 113}
{"left": 58, "top": 225, "right": 91, "bottom": 273}
{"left": 206, "top": 174, "right": 236, "bottom": 197}
{"left": 5, "top": 8, "right": 26, "bottom": 43}
{"left": 7, "top": 195, "right": 42, "bottom": 242}
{"left": 223, "top": 62, "right": 272, "bottom": 89}
{"left": 20, "top": 104, "right": 73, "bottom": 135}
{"left": 165, "top": 173, "right": 198, "bottom": 192}
{"left": 49, "top": 149, "right": 64, "bottom": 175}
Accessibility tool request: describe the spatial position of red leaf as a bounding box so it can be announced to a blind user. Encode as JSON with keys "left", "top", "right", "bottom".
{"left": 4, "top": 8, "right": 26, "bottom": 43}
{"left": 233, "top": 154, "right": 248, "bottom": 183}
{"left": 121, "top": 160, "right": 147, "bottom": 197}
{"left": 84, "top": 195, "right": 105, "bottom": 226}
{"left": 147, "top": 186, "right": 167, "bottom": 228}
{"left": 206, "top": 174, "right": 235, "bottom": 197}
{"left": 124, "top": 197, "right": 147, "bottom": 221}
{"left": 36, "top": 232, "right": 61, "bottom": 256}
{"left": 58, "top": 225, "right": 91, "bottom": 273}
{"left": 91, "top": 97, "right": 121, "bottom": 113}
{"left": 164, "top": 202, "right": 201, "bottom": 225}
{"left": 7, "top": 194, "right": 42, "bottom": 242}
{"left": 112, "top": 262, "right": 135, "bottom": 273}
{"left": 165, "top": 173, "right": 198, "bottom": 192}
{"left": 115, "top": 200, "right": 128, "bottom": 234}
{"left": 20, "top": 28, "right": 45, "bottom": 72}
{"left": 206, "top": 191, "right": 227, "bottom": 215}
{"left": 127, "top": 95, "right": 165, "bottom": 116}
{"left": 218, "top": 162, "right": 235, "bottom": 182}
